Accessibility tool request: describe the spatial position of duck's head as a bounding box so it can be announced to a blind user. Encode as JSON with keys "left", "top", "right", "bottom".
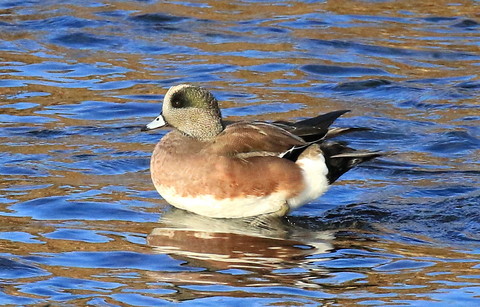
{"left": 142, "top": 84, "right": 224, "bottom": 141}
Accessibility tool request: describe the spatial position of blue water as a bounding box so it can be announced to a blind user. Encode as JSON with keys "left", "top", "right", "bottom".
{"left": 1, "top": 0, "right": 479, "bottom": 306}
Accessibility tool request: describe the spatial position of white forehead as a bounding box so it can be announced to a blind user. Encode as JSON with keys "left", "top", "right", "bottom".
{"left": 164, "top": 84, "right": 192, "bottom": 103}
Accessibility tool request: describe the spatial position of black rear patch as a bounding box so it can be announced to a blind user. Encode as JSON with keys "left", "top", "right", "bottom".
{"left": 321, "top": 142, "right": 382, "bottom": 183}
{"left": 273, "top": 110, "right": 383, "bottom": 183}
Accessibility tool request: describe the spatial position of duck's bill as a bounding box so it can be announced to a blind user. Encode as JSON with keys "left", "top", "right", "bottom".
{"left": 141, "top": 115, "right": 167, "bottom": 131}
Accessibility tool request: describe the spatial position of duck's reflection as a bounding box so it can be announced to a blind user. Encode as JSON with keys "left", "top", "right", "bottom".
{"left": 147, "top": 208, "right": 335, "bottom": 287}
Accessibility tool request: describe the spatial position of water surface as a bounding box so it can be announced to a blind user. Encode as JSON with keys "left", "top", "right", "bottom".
{"left": 1, "top": 0, "right": 479, "bottom": 306}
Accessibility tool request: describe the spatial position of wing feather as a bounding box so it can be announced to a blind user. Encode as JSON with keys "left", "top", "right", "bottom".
{"left": 208, "top": 122, "right": 306, "bottom": 157}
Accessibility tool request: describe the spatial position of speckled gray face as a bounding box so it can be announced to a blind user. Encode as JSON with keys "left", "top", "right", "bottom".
{"left": 146, "top": 84, "right": 224, "bottom": 141}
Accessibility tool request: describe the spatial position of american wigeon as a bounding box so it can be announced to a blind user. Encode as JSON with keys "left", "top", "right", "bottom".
{"left": 142, "top": 84, "right": 381, "bottom": 218}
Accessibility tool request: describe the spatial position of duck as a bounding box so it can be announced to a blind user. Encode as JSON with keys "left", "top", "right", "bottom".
{"left": 142, "top": 84, "right": 381, "bottom": 219}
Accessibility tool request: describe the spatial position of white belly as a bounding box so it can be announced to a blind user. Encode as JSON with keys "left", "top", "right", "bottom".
{"left": 156, "top": 185, "right": 289, "bottom": 218}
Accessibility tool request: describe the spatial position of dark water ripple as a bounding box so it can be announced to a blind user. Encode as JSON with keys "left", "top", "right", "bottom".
{"left": 0, "top": 257, "right": 49, "bottom": 279}
{"left": 302, "top": 64, "right": 389, "bottom": 77}
{"left": 7, "top": 197, "right": 155, "bottom": 222}
{"left": 1, "top": 0, "right": 479, "bottom": 305}
{"left": 306, "top": 38, "right": 479, "bottom": 60}
{"left": 302, "top": 192, "right": 480, "bottom": 245}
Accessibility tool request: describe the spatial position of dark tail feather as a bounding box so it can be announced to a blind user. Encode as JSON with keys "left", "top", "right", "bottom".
{"left": 321, "top": 141, "right": 383, "bottom": 184}
{"left": 274, "top": 110, "right": 350, "bottom": 141}
{"left": 324, "top": 127, "right": 371, "bottom": 139}
{"left": 294, "top": 110, "right": 350, "bottom": 128}
{"left": 276, "top": 110, "right": 384, "bottom": 179}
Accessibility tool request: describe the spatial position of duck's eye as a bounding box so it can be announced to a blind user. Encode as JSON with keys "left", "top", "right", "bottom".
{"left": 171, "top": 99, "right": 182, "bottom": 108}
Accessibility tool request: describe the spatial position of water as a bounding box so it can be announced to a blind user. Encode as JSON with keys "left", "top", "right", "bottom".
{"left": 1, "top": 0, "right": 479, "bottom": 305}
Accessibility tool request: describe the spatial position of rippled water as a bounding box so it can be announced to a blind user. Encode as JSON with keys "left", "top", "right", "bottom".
{"left": 1, "top": 0, "right": 479, "bottom": 306}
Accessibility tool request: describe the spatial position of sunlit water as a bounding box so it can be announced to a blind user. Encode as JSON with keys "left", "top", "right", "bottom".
{"left": 1, "top": 0, "right": 479, "bottom": 306}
